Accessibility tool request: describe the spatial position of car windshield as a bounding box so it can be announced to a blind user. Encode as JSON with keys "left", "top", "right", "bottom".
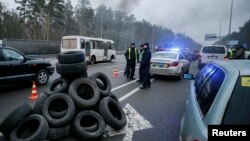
{"left": 152, "top": 52, "right": 177, "bottom": 59}
{"left": 202, "top": 46, "right": 225, "bottom": 54}
{"left": 223, "top": 76, "right": 250, "bottom": 124}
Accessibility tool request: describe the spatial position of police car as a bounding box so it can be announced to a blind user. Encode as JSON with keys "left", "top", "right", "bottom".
{"left": 150, "top": 49, "right": 190, "bottom": 80}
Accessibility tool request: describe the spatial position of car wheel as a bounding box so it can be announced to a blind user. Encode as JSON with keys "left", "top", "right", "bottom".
{"left": 178, "top": 70, "right": 183, "bottom": 80}
{"left": 90, "top": 56, "right": 96, "bottom": 65}
{"left": 36, "top": 69, "right": 49, "bottom": 85}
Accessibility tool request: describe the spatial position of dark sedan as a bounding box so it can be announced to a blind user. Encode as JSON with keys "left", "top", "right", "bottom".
{"left": 0, "top": 47, "right": 54, "bottom": 86}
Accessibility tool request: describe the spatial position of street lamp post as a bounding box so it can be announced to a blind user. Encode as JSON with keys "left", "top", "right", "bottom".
{"left": 228, "top": 0, "right": 234, "bottom": 38}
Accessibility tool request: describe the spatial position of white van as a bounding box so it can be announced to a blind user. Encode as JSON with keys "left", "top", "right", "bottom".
{"left": 198, "top": 45, "right": 227, "bottom": 69}
{"left": 61, "top": 36, "right": 116, "bottom": 64}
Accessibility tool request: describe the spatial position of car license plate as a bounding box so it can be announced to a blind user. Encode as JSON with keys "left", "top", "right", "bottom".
{"left": 153, "top": 63, "right": 163, "bottom": 68}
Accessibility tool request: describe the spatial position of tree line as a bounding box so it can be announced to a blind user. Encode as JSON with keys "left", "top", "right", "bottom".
{"left": 215, "top": 19, "right": 250, "bottom": 50}
{"left": 0, "top": 0, "right": 201, "bottom": 51}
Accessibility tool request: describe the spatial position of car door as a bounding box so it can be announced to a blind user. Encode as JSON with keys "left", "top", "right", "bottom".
{"left": 2, "top": 48, "right": 33, "bottom": 83}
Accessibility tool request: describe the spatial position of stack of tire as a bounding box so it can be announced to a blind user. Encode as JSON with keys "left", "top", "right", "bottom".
{"left": 0, "top": 51, "right": 126, "bottom": 141}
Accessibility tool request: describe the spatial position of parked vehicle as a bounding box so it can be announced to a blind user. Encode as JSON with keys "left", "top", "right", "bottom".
{"left": 180, "top": 60, "right": 250, "bottom": 141}
{"left": 198, "top": 45, "right": 227, "bottom": 69}
{"left": 150, "top": 51, "right": 190, "bottom": 80}
{"left": 0, "top": 47, "right": 54, "bottom": 86}
{"left": 61, "top": 36, "right": 116, "bottom": 64}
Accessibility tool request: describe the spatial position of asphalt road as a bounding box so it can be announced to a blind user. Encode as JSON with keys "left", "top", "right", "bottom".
{"left": 0, "top": 55, "right": 200, "bottom": 141}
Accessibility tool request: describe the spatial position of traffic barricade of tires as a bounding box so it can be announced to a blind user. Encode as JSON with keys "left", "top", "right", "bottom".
{"left": 0, "top": 51, "right": 126, "bottom": 141}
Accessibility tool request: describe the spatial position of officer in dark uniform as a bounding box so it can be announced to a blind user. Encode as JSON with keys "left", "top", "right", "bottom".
{"left": 137, "top": 44, "right": 145, "bottom": 83}
{"left": 125, "top": 43, "right": 139, "bottom": 81}
{"left": 139, "top": 43, "right": 151, "bottom": 89}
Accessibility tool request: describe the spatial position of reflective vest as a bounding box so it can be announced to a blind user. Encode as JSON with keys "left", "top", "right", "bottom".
{"left": 229, "top": 48, "right": 236, "bottom": 57}
{"left": 128, "top": 48, "right": 138, "bottom": 60}
{"left": 139, "top": 50, "right": 144, "bottom": 62}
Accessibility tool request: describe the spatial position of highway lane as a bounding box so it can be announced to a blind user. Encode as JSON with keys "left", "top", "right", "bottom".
{"left": 0, "top": 55, "right": 200, "bottom": 141}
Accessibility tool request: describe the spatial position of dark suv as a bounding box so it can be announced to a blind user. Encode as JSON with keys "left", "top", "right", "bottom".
{"left": 0, "top": 47, "right": 54, "bottom": 86}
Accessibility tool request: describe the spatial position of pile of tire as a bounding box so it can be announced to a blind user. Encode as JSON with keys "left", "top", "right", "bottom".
{"left": 0, "top": 51, "right": 126, "bottom": 141}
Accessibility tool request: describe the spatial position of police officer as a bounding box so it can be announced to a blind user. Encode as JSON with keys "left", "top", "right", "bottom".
{"left": 228, "top": 47, "right": 236, "bottom": 59}
{"left": 139, "top": 43, "right": 151, "bottom": 89}
{"left": 230, "top": 44, "right": 245, "bottom": 59}
{"left": 137, "top": 44, "right": 145, "bottom": 83}
{"left": 125, "top": 43, "right": 139, "bottom": 81}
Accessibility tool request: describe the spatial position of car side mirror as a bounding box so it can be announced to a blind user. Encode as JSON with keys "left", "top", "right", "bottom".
{"left": 184, "top": 74, "right": 194, "bottom": 80}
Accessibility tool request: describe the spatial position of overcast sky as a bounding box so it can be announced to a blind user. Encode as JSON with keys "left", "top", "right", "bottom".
{"left": 2, "top": 0, "right": 250, "bottom": 45}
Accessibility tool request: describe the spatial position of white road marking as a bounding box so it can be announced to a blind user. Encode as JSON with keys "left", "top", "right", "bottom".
{"left": 111, "top": 79, "right": 138, "bottom": 92}
{"left": 117, "top": 71, "right": 124, "bottom": 74}
{"left": 103, "top": 103, "right": 153, "bottom": 141}
{"left": 118, "top": 79, "right": 155, "bottom": 102}
{"left": 105, "top": 64, "right": 126, "bottom": 68}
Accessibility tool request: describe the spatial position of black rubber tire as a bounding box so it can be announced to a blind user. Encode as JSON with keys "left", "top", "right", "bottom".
{"left": 69, "top": 78, "right": 100, "bottom": 108}
{"left": 90, "top": 72, "right": 111, "bottom": 97}
{"left": 36, "top": 69, "right": 50, "bottom": 86}
{"left": 83, "top": 123, "right": 99, "bottom": 132}
{"left": 10, "top": 114, "right": 49, "bottom": 141}
{"left": 73, "top": 110, "right": 106, "bottom": 141}
{"left": 56, "top": 61, "right": 88, "bottom": 76}
{"left": 99, "top": 97, "right": 126, "bottom": 130}
{"left": 58, "top": 51, "right": 85, "bottom": 64}
{"left": 110, "top": 93, "right": 119, "bottom": 102}
{"left": 46, "top": 124, "right": 71, "bottom": 140}
{"left": 61, "top": 72, "right": 88, "bottom": 82}
{"left": 0, "top": 134, "right": 7, "bottom": 141}
{"left": 42, "top": 94, "right": 75, "bottom": 127}
{"left": 46, "top": 78, "right": 69, "bottom": 96}
{"left": 90, "top": 56, "right": 96, "bottom": 65}
{"left": 49, "top": 109, "right": 67, "bottom": 119}
{"left": 33, "top": 92, "right": 48, "bottom": 114}
{"left": 0, "top": 103, "right": 32, "bottom": 136}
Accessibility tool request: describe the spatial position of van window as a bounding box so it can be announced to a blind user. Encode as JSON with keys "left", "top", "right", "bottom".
{"left": 91, "top": 41, "right": 96, "bottom": 49}
{"left": 223, "top": 76, "right": 250, "bottom": 124}
{"left": 97, "top": 41, "right": 103, "bottom": 49}
{"left": 202, "top": 46, "right": 225, "bottom": 54}
{"left": 196, "top": 68, "right": 225, "bottom": 116}
{"left": 111, "top": 43, "right": 115, "bottom": 50}
{"left": 81, "top": 39, "right": 85, "bottom": 49}
{"left": 62, "top": 39, "right": 77, "bottom": 49}
{"left": 107, "top": 42, "right": 112, "bottom": 49}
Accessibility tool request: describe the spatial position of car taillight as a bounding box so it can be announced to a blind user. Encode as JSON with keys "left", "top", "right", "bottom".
{"left": 170, "top": 62, "right": 179, "bottom": 67}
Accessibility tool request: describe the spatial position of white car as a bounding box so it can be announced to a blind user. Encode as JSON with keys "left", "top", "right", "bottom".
{"left": 180, "top": 60, "right": 250, "bottom": 141}
{"left": 198, "top": 45, "right": 227, "bottom": 69}
{"left": 150, "top": 51, "right": 190, "bottom": 80}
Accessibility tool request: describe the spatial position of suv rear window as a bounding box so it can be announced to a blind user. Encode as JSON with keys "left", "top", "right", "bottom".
{"left": 223, "top": 76, "right": 250, "bottom": 124}
{"left": 195, "top": 65, "right": 226, "bottom": 116}
{"left": 202, "top": 46, "right": 225, "bottom": 54}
